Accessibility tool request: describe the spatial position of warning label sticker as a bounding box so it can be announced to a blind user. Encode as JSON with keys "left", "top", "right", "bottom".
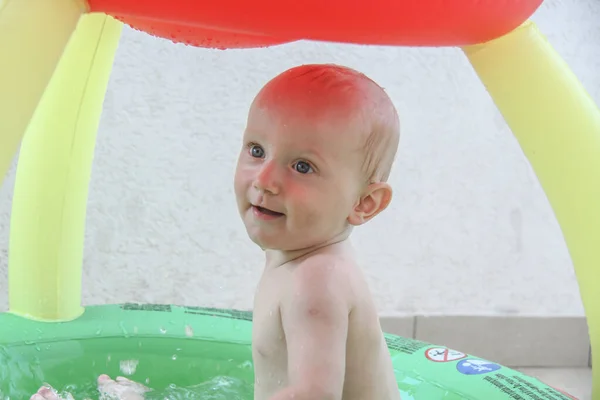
{"left": 118, "top": 303, "right": 254, "bottom": 321}
{"left": 425, "top": 347, "right": 467, "bottom": 362}
{"left": 384, "top": 335, "right": 430, "bottom": 355}
{"left": 483, "top": 372, "right": 578, "bottom": 400}
{"left": 457, "top": 359, "right": 502, "bottom": 375}
{"left": 120, "top": 303, "right": 172, "bottom": 313}
{"left": 184, "top": 306, "right": 253, "bottom": 321}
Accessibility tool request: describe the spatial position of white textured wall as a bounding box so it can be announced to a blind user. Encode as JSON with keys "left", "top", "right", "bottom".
{"left": 1, "top": 0, "right": 598, "bottom": 317}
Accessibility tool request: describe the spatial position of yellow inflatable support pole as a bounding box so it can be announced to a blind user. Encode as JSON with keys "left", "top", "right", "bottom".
{"left": 463, "top": 21, "right": 600, "bottom": 396}
{"left": 8, "top": 13, "right": 122, "bottom": 322}
{"left": 0, "top": 0, "right": 86, "bottom": 183}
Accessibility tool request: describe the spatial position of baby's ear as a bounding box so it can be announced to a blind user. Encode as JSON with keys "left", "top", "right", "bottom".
{"left": 347, "top": 182, "right": 393, "bottom": 226}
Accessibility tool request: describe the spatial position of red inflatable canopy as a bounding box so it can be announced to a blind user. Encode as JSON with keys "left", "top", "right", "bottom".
{"left": 87, "top": 0, "right": 544, "bottom": 49}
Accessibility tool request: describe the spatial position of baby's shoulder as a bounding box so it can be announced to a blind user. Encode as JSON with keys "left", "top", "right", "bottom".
{"left": 295, "top": 251, "right": 356, "bottom": 278}
{"left": 287, "top": 252, "right": 359, "bottom": 298}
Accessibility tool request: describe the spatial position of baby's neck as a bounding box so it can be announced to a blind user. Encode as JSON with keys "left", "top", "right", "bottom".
{"left": 264, "top": 231, "right": 354, "bottom": 269}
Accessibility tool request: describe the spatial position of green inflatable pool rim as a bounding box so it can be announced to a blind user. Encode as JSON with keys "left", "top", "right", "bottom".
{"left": 0, "top": 304, "right": 576, "bottom": 399}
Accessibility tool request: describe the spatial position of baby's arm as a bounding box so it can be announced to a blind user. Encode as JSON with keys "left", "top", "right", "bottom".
{"left": 269, "top": 258, "right": 350, "bottom": 400}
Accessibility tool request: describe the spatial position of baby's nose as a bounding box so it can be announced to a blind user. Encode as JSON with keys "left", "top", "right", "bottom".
{"left": 253, "top": 162, "right": 280, "bottom": 195}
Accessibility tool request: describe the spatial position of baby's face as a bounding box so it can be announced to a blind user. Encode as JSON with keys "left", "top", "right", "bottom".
{"left": 234, "top": 96, "right": 367, "bottom": 252}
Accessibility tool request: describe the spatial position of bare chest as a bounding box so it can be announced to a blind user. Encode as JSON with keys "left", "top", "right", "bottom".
{"left": 252, "top": 269, "right": 289, "bottom": 393}
{"left": 252, "top": 270, "right": 287, "bottom": 359}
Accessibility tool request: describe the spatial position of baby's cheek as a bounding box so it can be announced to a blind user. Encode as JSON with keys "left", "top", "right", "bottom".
{"left": 233, "top": 173, "right": 248, "bottom": 196}
{"left": 293, "top": 203, "right": 321, "bottom": 229}
{"left": 289, "top": 189, "right": 330, "bottom": 230}
{"left": 304, "top": 210, "right": 322, "bottom": 227}
{"left": 309, "top": 210, "right": 336, "bottom": 240}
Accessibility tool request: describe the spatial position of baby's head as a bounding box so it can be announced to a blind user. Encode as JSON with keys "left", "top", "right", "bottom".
{"left": 234, "top": 64, "right": 400, "bottom": 252}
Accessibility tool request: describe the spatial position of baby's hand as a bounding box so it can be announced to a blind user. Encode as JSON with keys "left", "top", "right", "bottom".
{"left": 30, "top": 385, "right": 73, "bottom": 400}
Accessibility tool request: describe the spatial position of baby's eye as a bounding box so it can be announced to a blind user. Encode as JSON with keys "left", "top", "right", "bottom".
{"left": 293, "top": 161, "right": 313, "bottom": 174}
{"left": 249, "top": 144, "right": 265, "bottom": 158}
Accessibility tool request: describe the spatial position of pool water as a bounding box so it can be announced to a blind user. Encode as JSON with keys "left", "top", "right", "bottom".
{"left": 0, "top": 336, "right": 257, "bottom": 400}
{"left": 146, "top": 376, "right": 253, "bottom": 400}
{"left": 29, "top": 375, "right": 254, "bottom": 400}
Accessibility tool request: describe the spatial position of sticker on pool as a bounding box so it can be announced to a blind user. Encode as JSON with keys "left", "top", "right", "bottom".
{"left": 425, "top": 347, "right": 467, "bottom": 362}
{"left": 456, "top": 359, "right": 502, "bottom": 375}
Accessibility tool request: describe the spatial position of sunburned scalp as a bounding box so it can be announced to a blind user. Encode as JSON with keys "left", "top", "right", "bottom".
{"left": 251, "top": 64, "right": 400, "bottom": 184}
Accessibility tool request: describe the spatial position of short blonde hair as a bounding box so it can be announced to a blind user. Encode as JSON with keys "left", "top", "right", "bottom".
{"left": 257, "top": 64, "right": 400, "bottom": 183}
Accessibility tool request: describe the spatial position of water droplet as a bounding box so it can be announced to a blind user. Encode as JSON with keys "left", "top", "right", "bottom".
{"left": 171, "top": 354, "right": 177, "bottom": 360}
{"left": 145, "top": 377, "right": 150, "bottom": 384}
{"left": 159, "top": 327, "right": 167, "bottom": 334}
{"left": 120, "top": 359, "right": 139, "bottom": 375}
{"left": 119, "top": 321, "right": 129, "bottom": 337}
{"left": 35, "top": 345, "right": 41, "bottom": 352}
{"left": 185, "top": 325, "right": 194, "bottom": 337}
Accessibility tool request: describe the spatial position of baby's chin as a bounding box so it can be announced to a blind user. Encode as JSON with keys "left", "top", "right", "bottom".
{"left": 248, "top": 234, "right": 284, "bottom": 251}
{"left": 245, "top": 230, "right": 291, "bottom": 251}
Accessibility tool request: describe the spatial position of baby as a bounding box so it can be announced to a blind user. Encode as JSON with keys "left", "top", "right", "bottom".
{"left": 31, "top": 63, "right": 401, "bottom": 400}
{"left": 235, "top": 63, "right": 401, "bottom": 400}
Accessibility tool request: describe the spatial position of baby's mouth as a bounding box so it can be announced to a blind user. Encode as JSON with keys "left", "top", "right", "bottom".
{"left": 253, "top": 205, "right": 284, "bottom": 217}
